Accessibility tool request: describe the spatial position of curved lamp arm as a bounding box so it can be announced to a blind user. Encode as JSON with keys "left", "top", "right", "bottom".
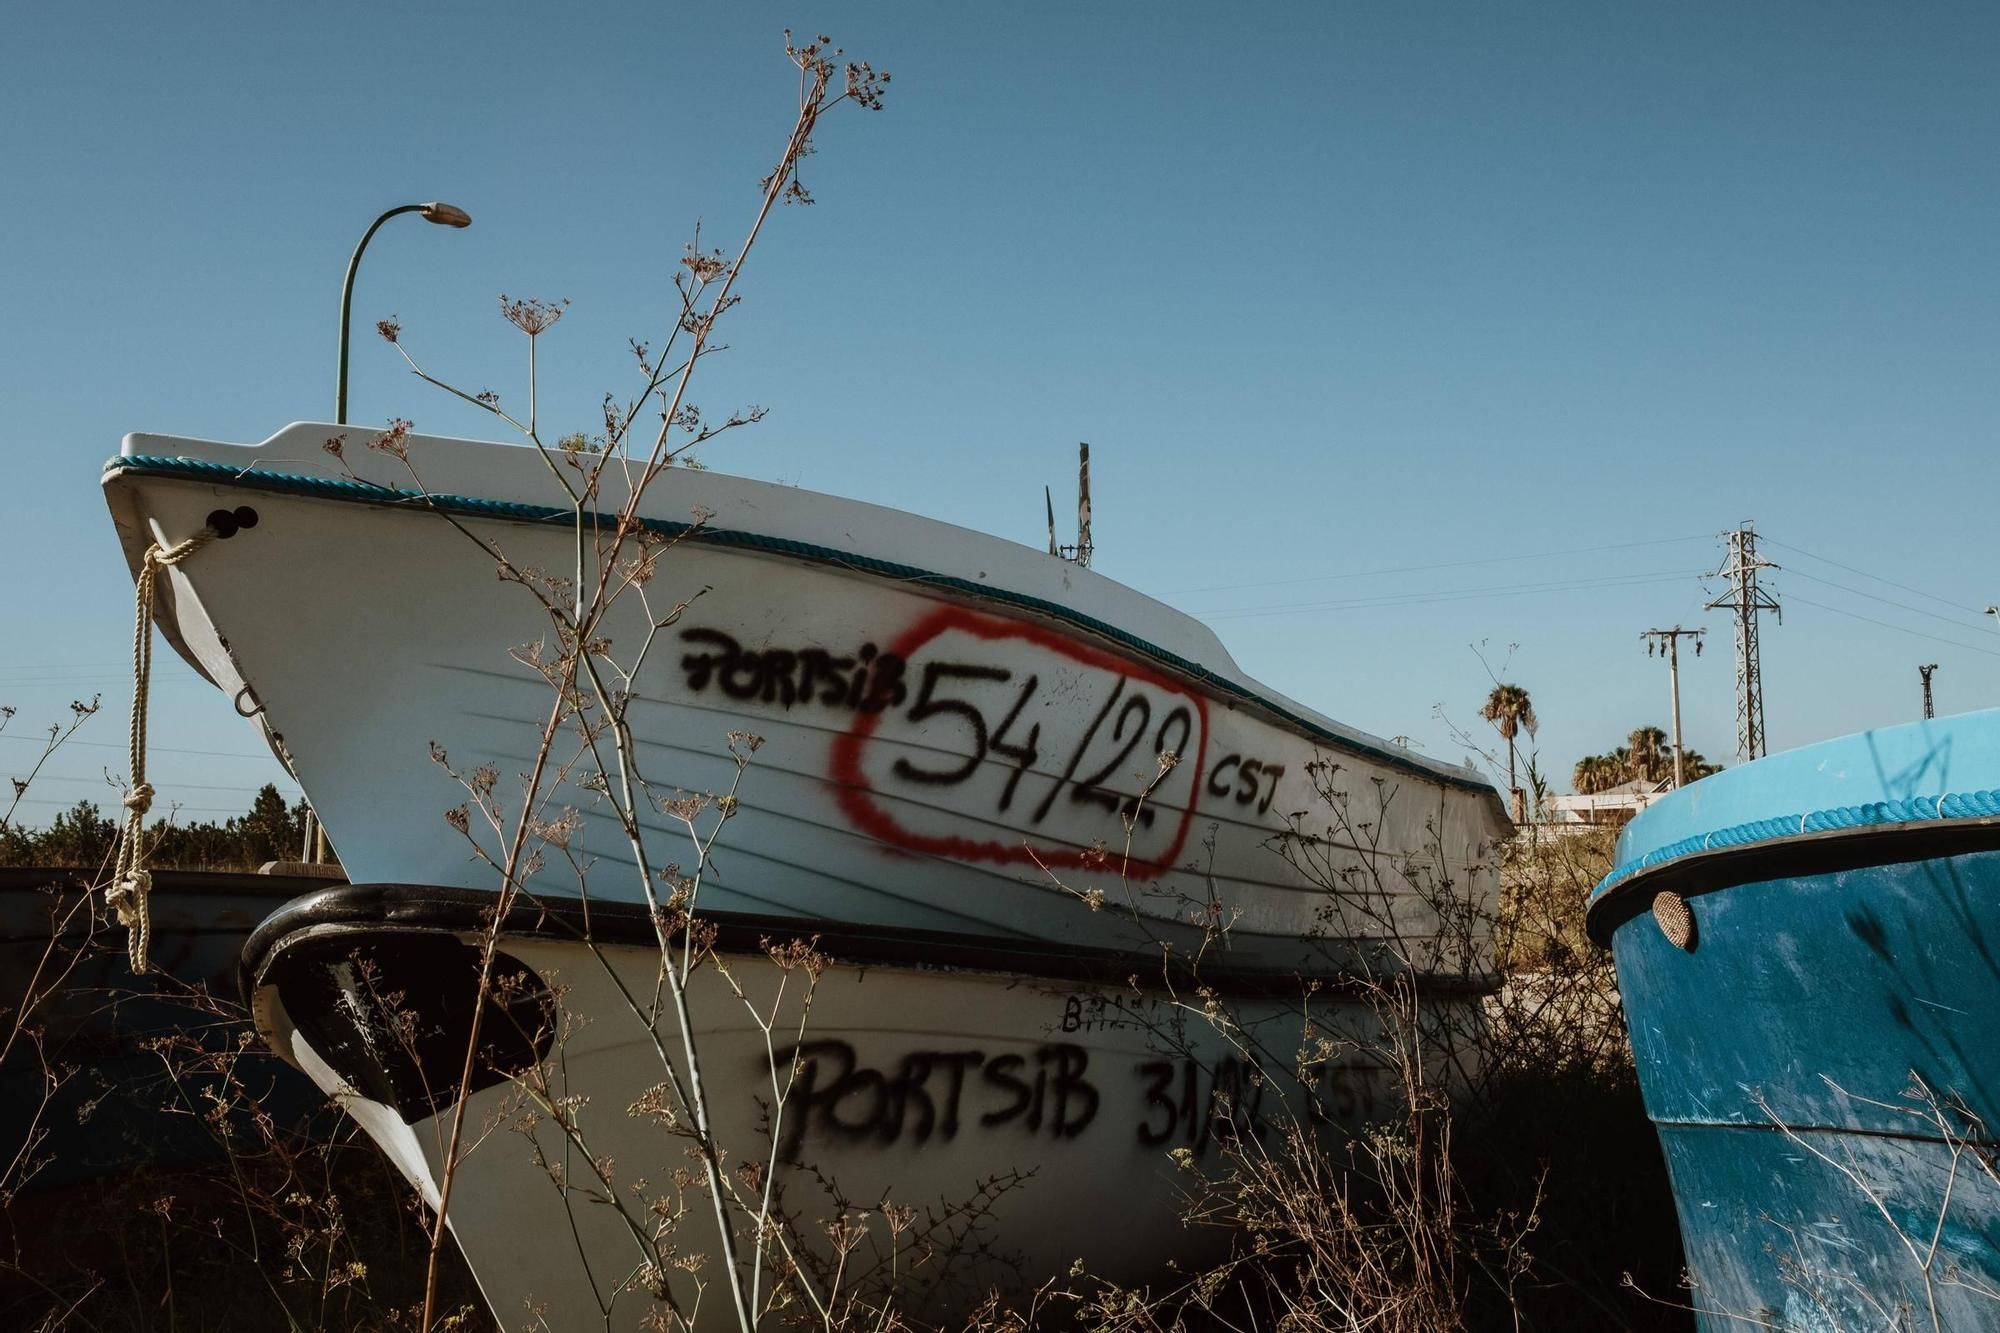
{"left": 336, "top": 201, "right": 472, "bottom": 424}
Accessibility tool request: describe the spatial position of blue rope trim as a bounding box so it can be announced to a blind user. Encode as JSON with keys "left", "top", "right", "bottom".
{"left": 106, "top": 453, "right": 1498, "bottom": 798}
{"left": 1590, "top": 786, "right": 2000, "bottom": 905}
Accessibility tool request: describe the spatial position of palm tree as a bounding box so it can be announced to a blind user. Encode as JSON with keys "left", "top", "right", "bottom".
{"left": 1573, "top": 753, "right": 1622, "bottom": 794}
{"left": 1626, "top": 726, "right": 1670, "bottom": 784}
{"left": 1571, "top": 732, "right": 1725, "bottom": 796}
{"left": 1480, "top": 683, "right": 1537, "bottom": 819}
{"left": 1680, "top": 748, "right": 1723, "bottom": 782}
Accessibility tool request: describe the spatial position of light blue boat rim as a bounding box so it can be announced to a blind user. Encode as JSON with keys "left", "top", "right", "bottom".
{"left": 1588, "top": 707, "right": 2000, "bottom": 914}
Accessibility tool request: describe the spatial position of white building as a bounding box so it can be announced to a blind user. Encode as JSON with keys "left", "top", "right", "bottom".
{"left": 1542, "top": 776, "right": 1674, "bottom": 829}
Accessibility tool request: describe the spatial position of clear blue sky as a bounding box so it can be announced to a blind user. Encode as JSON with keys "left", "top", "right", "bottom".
{"left": 5, "top": 2, "right": 1999, "bottom": 826}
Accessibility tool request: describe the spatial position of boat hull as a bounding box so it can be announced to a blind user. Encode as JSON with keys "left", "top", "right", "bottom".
{"left": 1590, "top": 717, "right": 2000, "bottom": 1330}
{"left": 245, "top": 884, "right": 1463, "bottom": 1329}
{"left": 103, "top": 428, "right": 1505, "bottom": 975}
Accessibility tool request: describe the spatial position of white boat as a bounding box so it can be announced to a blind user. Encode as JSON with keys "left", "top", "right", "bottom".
{"left": 245, "top": 883, "right": 1464, "bottom": 1324}
{"left": 104, "top": 424, "right": 1504, "bottom": 964}
{"left": 103, "top": 422, "right": 1509, "bottom": 1324}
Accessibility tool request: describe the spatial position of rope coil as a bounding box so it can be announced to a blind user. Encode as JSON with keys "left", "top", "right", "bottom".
{"left": 111, "top": 529, "right": 212, "bottom": 972}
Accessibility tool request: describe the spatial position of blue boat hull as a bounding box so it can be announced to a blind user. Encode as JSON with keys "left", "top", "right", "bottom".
{"left": 1590, "top": 714, "right": 2000, "bottom": 1330}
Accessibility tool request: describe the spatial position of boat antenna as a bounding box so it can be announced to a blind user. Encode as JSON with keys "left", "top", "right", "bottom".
{"left": 1047, "top": 443, "right": 1097, "bottom": 566}
{"left": 1075, "top": 442, "right": 1092, "bottom": 568}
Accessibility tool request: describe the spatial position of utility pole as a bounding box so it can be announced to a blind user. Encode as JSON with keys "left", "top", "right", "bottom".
{"left": 1642, "top": 627, "right": 1705, "bottom": 787}
{"left": 1920, "top": 663, "right": 1939, "bottom": 720}
{"left": 1705, "top": 522, "right": 1781, "bottom": 763}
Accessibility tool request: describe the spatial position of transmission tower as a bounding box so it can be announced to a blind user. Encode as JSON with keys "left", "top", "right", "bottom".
{"left": 1705, "top": 522, "right": 1780, "bottom": 762}
{"left": 1920, "top": 663, "right": 1939, "bottom": 721}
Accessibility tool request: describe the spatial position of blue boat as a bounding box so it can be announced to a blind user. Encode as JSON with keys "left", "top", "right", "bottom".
{"left": 1586, "top": 713, "right": 2000, "bottom": 1330}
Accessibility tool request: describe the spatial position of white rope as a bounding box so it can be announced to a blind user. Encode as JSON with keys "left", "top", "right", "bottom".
{"left": 110, "top": 529, "right": 213, "bottom": 973}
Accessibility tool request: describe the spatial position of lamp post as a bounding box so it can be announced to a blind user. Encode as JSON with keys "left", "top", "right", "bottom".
{"left": 335, "top": 201, "right": 472, "bottom": 424}
{"left": 314, "top": 202, "right": 470, "bottom": 862}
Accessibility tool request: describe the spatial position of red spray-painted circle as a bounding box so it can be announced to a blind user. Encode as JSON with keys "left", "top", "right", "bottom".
{"left": 827, "top": 603, "right": 1210, "bottom": 879}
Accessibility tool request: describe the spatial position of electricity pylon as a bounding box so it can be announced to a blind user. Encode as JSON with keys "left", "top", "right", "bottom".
{"left": 1705, "top": 523, "right": 1780, "bottom": 763}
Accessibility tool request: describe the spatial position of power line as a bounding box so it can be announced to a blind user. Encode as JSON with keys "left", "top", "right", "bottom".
{"left": 1196, "top": 568, "right": 1706, "bottom": 622}
{"left": 16, "top": 773, "right": 294, "bottom": 795}
{"left": 0, "top": 660, "right": 214, "bottom": 685}
{"left": 1786, "top": 592, "right": 2000, "bottom": 660}
{"left": 8, "top": 796, "right": 272, "bottom": 816}
{"left": 1163, "top": 534, "right": 1712, "bottom": 599}
{"left": 1764, "top": 539, "right": 1986, "bottom": 618}
{"left": 0, "top": 734, "right": 278, "bottom": 761}
{"left": 1781, "top": 568, "right": 1995, "bottom": 633}
{"left": 1713, "top": 536, "right": 2000, "bottom": 660}
{"left": 0, "top": 674, "right": 208, "bottom": 687}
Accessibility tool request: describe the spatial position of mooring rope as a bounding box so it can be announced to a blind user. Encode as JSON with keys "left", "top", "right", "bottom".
{"left": 110, "top": 529, "right": 213, "bottom": 973}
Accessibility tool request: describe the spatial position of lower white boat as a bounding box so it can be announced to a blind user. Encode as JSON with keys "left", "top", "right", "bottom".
{"left": 245, "top": 883, "right": 1477, "bottom": 1324}
{"left": 102, "top": 422, "right": 1509, "bottom": 1325}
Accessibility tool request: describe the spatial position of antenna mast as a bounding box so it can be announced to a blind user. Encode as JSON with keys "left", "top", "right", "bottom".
{"left": 1705, "top": 522, "right": 1780, "bottom": 762}
{"left": 1051, "top": 442, "right": 1095, "bottom": 566}
{"left": 1074, "top": 442, "right": 1092, "bottom": 568}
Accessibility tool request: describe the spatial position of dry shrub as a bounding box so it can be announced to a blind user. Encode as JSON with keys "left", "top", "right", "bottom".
{"left": 0, "top": 891, "right": 493, "bottom": 1331}
{"left": 1040, "top": 805, "right": 1686, "bottom": 1333}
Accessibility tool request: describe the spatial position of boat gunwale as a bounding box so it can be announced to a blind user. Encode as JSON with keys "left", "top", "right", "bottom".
{"left": 1584, "top": 812, "right": 2000, "bottom": 943}
{"left": 241, "top": 881, "right": 1506, "bottom": 1007}
{"left": 103, "top": 452, "right": 1505, "bottom": 810}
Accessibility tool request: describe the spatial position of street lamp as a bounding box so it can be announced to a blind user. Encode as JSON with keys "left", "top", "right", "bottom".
{"left": 314, "top": 202, "right": 469, "bottom": 865}
{"left": 335, "top": 201, "right": 473, "bottom": 424}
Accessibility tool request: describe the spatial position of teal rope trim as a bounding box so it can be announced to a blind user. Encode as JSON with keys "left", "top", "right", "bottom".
{"left": 1589, "top": 786, "right": 2000, "bottom": 906}
{"left": 106, "top": 453, "right": 1497, "bottom": 798}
